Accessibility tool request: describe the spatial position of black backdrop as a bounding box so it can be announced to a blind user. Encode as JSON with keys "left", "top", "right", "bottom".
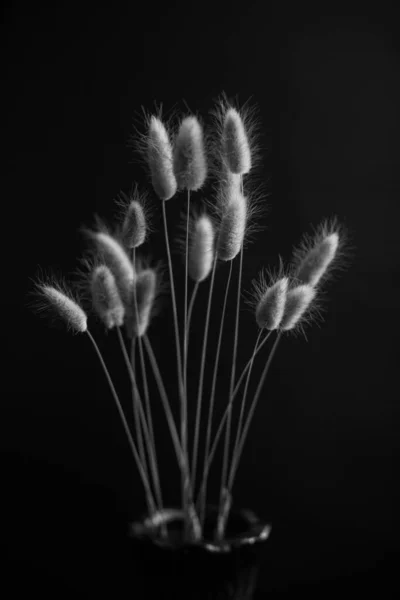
{"left": 2, "top": 3, "right": 399, "bottom": 596}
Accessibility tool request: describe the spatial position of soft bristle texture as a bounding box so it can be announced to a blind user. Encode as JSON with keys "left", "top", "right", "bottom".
{"left": 121, "top": 200, "right": 146, "bottom": 249}
{"left": 255, "top": 277, "right": 289, "bottom": 330}
{"left": 173, "top": 116, "right": 207, "bottom": 191}
{"left": 147, "top": 116, "right": 177, "bottom": 201}
{"left": 40, "top": 286, "right": 87, "bottom": 333}
{"left": 280, "top": 285, "right": 316, "bottom": 331}
{"left": 294, "top": 232, "right": 339, "bottom": 287}
{"left": 91, "top": 265, "right": 125, "bottom": 329}
{"left": 132, "top": 268, "right": 157, "bottom": 337}
{"left": 92, "top": 231, "right": 135, "bottom": 305}
{"left": 222, "top": 107, "right": 252, "bottom": 175}
{"left": 216, "top": 190, "right": 247, "bottom": 261}
{"left": 188, "top": 214, "right": 215, "bottom": 282}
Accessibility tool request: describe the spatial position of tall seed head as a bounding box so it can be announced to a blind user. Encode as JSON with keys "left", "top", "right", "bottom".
{"left": 255, "top": 277, "right": 289, "bottom": 330}
{"left": 121, "top": 199, "right": 147, "bottom": 249}
{"left": 217, "top": 190, "right": 247, "bottom": 261}
{"left": 222, "top": 107, "right": 252, "bottom": 175}
{"left": 91, "top": 265, "right": 125, "bottom": 329}
{"left": 280, "top": 285, "right": 316, "bottom": 331}
{"left": 147, "top": 116, "right": 177, "bottom": 201}
{"left": 188, "top": 214, "right": 215, "bottom": 282}
{"left": 294, "top": 232, "right": 339, "bottom": 287}
{"left": 131, "top": 268, "right": 157, "bottom": 337}
{"left": 38, "top": 285, "right": 87, "bottom": 333}
{"left": 173, "top": 116, "right": 207, "bottom": 191}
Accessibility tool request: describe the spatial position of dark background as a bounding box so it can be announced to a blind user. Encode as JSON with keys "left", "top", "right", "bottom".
{"left": 2, "top": 3, "right": 399, "bottom": 597}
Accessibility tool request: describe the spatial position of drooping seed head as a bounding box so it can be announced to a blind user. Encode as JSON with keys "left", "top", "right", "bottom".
{"left": 91, "top": 265, "right": 125, "bottom": 329}
{"left": 217, "top": 190, "right": 247, "bottom": 261}
{"left": 131, "top": 268, "right": 157, "bottom": 337}
{"left": 121, "top": 199, "right": 147, "bottom": 249}
{"left": 255, "top": 277, "right": 289, "bottom": 330}
{"left": 173, "top": 116, "right": 207, "bottom": 191}
{"left": 147, "top": 116, "right": 177, "bottom": 201}
{"left": 294, "top": 232, "right": 339, "bottom": 287}
{"left": 280, "top": 285, "right": 316, "bottom": 331}
{"left": 89, "top": 230, "right": 135, "bottom": 306}
{"left": 38, "top": 285, "right": 87, "bottom": 333}
{"left": 188, "top": 214, "right": 215, "bottom": 282}
{"left": 222, "top": 107, "right": 252, "bottom": 175}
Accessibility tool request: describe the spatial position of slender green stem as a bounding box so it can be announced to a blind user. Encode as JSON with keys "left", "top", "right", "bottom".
{"left": 191, "top": 253, "right": 218, "bottom": 494}
{"left": 198, "top": 260, "right": 233, "bottom": 526}
{"left": 86, "top": 329, "right": 156, "bottom": 513}
{"left": 228, "top": 328, "right": 263, "bottom": 488}
{"left": 227, "top": 330, "right": 283, "bottom": 492}
{"left": 217, "top": 242, "right": 243, "bottom": 538}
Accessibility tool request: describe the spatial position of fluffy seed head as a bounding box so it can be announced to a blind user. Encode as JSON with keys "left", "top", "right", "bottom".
{"left": 280, "top": 285, "right": 316, "bottom": 331}
{"left": 90, "top": 230, "right": 135, "bottom": 306}
{"left": 255, "top": 277, "right": 289, "bottom": 330}
{"left": 217, "top": 190, "right": 247, "bottom": 261}
{"left": 38, "top": 285, "right": 87, "bottom": 333}
{"left": 147, "top": 116, "right": 177, "bottom": 201}
{"left": 294, "top": 232, "right": 339, "bottom": 287}
{"left": 131, "top": 268, "right": 157, "bottom": 337}
{"left": 91, "top": 265, "right": 125, "bottom": 329}
{"left": 188, "top": 214, "right": 215, "bottom": 282}
{"left": 173, "top": 116, "right": 207, "bottom": 190}
{"left": 121, "top": 199, "right": 147, "bottom": 248}
{"left": 222, "top": 107, "right": 252, "bottom": 175}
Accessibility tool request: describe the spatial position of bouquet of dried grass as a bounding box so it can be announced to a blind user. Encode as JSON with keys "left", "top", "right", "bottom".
{"left": 30, "top": 94, "right": 349, "bottom": 545}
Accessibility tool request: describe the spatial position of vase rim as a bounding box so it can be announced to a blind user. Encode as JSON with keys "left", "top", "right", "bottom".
{"left": 129, "top": 506, "right": 271, "bottom": 554}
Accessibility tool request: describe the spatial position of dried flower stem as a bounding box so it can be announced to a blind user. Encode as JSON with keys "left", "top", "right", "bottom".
{"left": 217, "top": 179, "right": 245, "bottom": 539}
{"left": 191, "top": 253, "right": 218, "bottom": 494}
{"left": 86, "top": 329, "right": 156, "bottom": 514}
{"left": 185, "top": 281, "right": 199, "bottom": 363}
{"left": 196, "top": 329, "right": 272, "bottom": 513}
{"left": 161, "top": 201, "right": 191, "bottom": 521}
{"left": 129, "top": 248, "right": 147, "bottom": 487}
{"left": 142, "top": 335, "right": 184, "bottom": 469}
{"left": 228, "top": 328, "right": 263, "bottom": 489}
{"left": 228, "top": 331, "right": 283, "bottom": 492}
{"left": 198, "top": 259, "right": 233, "bottom": 526}
{"left": 116, "top": 327, "right": 163, "bottom": 517}
{"left": 183, "top": 189, "right": 190, "bottom": 476}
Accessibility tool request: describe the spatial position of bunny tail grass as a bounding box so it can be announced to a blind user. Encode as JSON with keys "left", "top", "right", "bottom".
{"left": 280, "top": 284, "right": 316, "bottom": 331}
{"left": 255, "top": 277, "right": 289, "bottom": 330}
{"left": 173, "top": 115, "right": 207, "bottom": 191}
{"left": 188, "top": 214, "right": 215, "bottom": 283}
{"left": 216, "top": 189, "right": 247, "bottom": 262}
{"left": 131, "top": 268, "right": 157, "bottom": 337}
{"left": 291, "top": 218, "right": 347, "bottom": 289}
{"left": 121, "top": 199, "right": 147, "bottom": 249}
{"left": 222, "top": 107, "right": 252, "bottom": 175}
{"left": 147, "top": 115, "right": 177, "bottom": 201}
{"left": 38, "top": 284, "right": 87, "bottom": 333}
{"left": 86, "top": 329, "right": 156, "bottom": 515}
{"left": 91, "top": 265, "right": 125, "bottom": 329}
{"left": 88, "top": 230, "right": 135, "bottom": 306}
